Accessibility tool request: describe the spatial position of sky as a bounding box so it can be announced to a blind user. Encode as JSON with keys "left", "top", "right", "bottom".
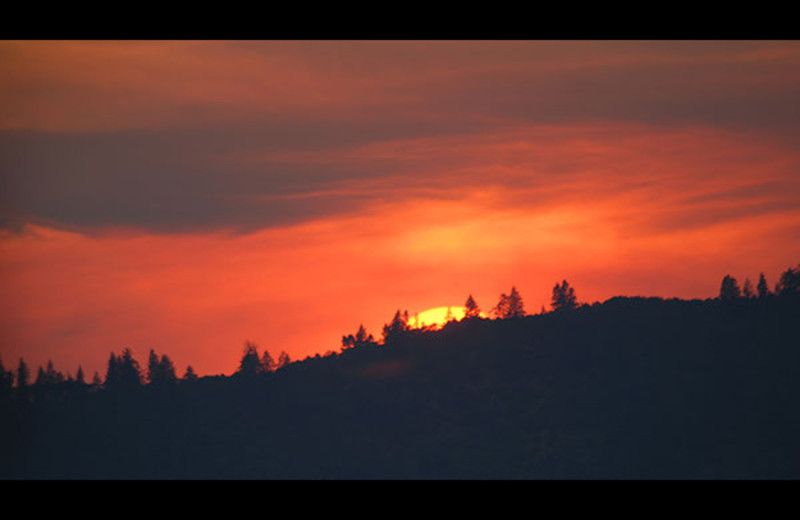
{"left": 2, "top": 40, "right": 800, "bottom": 378}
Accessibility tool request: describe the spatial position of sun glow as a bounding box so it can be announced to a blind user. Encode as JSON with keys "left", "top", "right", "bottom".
{"left": 408, "top": 306, "right": 466, "bottom": 329}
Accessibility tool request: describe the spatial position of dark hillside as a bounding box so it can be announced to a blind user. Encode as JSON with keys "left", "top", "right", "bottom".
{"left": 3, "top": 295, "right": 800, "bottom": 479}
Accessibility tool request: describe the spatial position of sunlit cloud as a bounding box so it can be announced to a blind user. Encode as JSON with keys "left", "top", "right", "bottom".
{"left": 2, "top": 41, "right": 800, "bottom": 379}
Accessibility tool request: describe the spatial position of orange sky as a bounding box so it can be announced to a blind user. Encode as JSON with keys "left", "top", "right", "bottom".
{"left": 2, "top": 41, "right": 800, "bottom": 377}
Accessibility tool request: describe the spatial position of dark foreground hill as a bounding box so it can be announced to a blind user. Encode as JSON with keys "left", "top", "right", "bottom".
{"left": 3, "top": 295, "right": 800, "bottom": 479}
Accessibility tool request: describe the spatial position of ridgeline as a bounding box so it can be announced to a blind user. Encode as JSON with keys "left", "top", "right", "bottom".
{"left": 2, "top": 293, "right": 800, "bottom": 479}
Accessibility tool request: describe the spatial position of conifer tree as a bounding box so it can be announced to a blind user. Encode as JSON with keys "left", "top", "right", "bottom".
{"left": 382, "top": 310, "right": 410, "bottom": 344}
{"left": 776, "top": 265, "right": 800, "bottom": 296}
{"left": 35, "top": 366, "right": 47, "bottom": 386}
{"left": 105, "top": 353, "right": 119, "bottom": 388}
{"left": 159, "top": 354, "right": 178, "bottom": 385}
{"left": 551, "top": 280, "right": 578, "bottom": 311}
{"left": 719, "top": 275, "right": 742, "bottom": 300}
{"left": 0, "top": 357, "right": 13, "bottom": 393}
{"left": 238, "top": 342, "right": 262, "bottom": 377}
{"left": 343, "top": 325, "right": 375, "bottom": 350}
{"left": 742, "top": 278, "right": 755, "bottom": 298}
{"left": 277, "top": 351, "right": 292, "bottom": 369}
{"left": 147, "top": 349, "right": 161, "bottom": 385}
{"left": 183, "top": 365, "right": 198, "bottom": 381}
{"left": 757, "top": 272, "right": 770, "bottom": 298}
{"left": 464, "top": 294, "right": 480, "bottom": 318}
{"left": 17, "top": 358, "right": 29, "bottom": 388}
{"left": 261, "top": 350, "right": 275, "bottom": 373}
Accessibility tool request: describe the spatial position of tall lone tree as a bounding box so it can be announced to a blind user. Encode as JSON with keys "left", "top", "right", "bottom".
{"left": 551, "top": 280, "right": 578, "bottom": 311}
{"left": 719, "top": 275, "right": 742, "bottom": 300}
{"left": 464, "top": 294, "right": 481, "bottom": 318}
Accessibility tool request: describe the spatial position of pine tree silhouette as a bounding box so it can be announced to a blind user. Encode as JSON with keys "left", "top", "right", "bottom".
{"left": 551, "top": 280, "right": 578, "bottom": 311}
{"left": 16, "top": 358, "right": 29, "bottom": 388}
{"left": 261, "top": 350, "right": 275, "bottom": 373}
{"left": 719, "top": 275, "right": 742, "bottom": 300}
{"left": 277, "top": 351, "right": 292, "bottom": 369}
{"left": 776, "top": 265, "right": 800, "bottom": 296}
{"left": 183, "top": 365, "right": 198, "bottom": 381}
{"left": 757, "top": 273, "right": 770, "bottom": 298}
{"left": 742, "top": 278, "right": 755, "bottom": 298}
{"left": 464, "top": 294, "right": 480, "bottom": 318}
{"left": 237, "top": 342, "right": 262, "bottom": 377}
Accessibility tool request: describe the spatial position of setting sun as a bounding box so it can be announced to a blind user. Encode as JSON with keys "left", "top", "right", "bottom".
{"left": 408, "top": 306, "right": 467, "bottom": 329}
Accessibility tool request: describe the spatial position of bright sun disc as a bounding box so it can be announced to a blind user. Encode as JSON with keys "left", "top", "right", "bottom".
{"left": 408, "top": 306, "right": 466, "bottom": 329}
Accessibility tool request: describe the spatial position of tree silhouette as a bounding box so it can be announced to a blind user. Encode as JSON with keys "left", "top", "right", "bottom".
{"left": 277, "top": 351, "right": 292, "bottom": 369}
{"left": 238, "top": 342, "right": 263, "bottom": 377}
{"left": 757, "top": 273, "right": 771, "bottom": 298}
{"left": 0, "top": 357, "right": 13, "bottom": 394}
{"left": 146, "top": 350, "right": 177, "bottom": 386}
{"left": 444, "top": 306, "right": 455, "bottom": 323}
{"left": 91, "top": 371, "right": 102, "bottom": 387}
{"left": 17, "top": 358, "right": 29, "bottom": 388}
{"left": 118, "top": 349, "right": 143, "bottom": 388}
{"left": 776, "top": 265, "right": 800, "bottom": 296}
{"left": 183, "top": 365, "right": 198, "bottom": 381}
{"left": 261, "top": 350, "right": 275, "bottom": 373}
{"left": 34, "top": 360, "right": 64, "bottom": 387}
{"left": 719, "top": 275, "right": 742, "bottom": 300}
{"left": 147, "top": 350, "right": 161, "bottom": 384}
{"left": 75, "top": 365, "right": 85, "bottom": 385}
{"left": 551, "top": 280, "right": 578, "bottom": 311}
{"left": 104, "top": 349, "right": 142, "bottom": 390}
{"left": 495, "top": 287, "right": 525, "bottom": 318}
{"left": 105, "top": 353, "right": 119, "bottom": 388}
{"left": 383, "top": 310, "right": 410, "bottom": 344}
{"left": 742, "top": 278, "right": 755, "bottom": 299}
{"left": 464, "top": 294, "right": 480, "bottom": 319}
{"left": 160, "top": 354, "right": 178, "bottom": 385}
{"left": 35, "top": 366, "right": 47, "bottom": 386}
{"left": 343, "top": 324, "right": 375, "bottom": 350}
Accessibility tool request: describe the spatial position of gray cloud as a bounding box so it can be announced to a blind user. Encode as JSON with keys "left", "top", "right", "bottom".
{"left": 3, "top": 41, "right": 800, "bottom": 233}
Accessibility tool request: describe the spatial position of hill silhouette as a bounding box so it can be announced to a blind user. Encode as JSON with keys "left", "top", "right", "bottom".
{"left": 2, "top": 288, "right": 800, "bottom": 479}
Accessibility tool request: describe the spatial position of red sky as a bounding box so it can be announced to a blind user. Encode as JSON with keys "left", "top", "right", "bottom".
{"left": 2, "top": 41, "right": 800, "bottom": 377}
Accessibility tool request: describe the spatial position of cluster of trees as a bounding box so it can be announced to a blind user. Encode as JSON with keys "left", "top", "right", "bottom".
{"left": 0, "top": 356, "right": 103, "bottom": 396}
{"left": 334, "top": 280, "right": 582, "bottom": 355}
{"left": 0, "top": 348, "right": 200, "bottom": 399}
{"left": 236, "top": 342, "right": 291, "bottom": 377}
{"left": 719, "top": 265, "right": 800, "bottom": 300}
{"left": 342, "top": 324, "right": 377, "bottom": 350}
